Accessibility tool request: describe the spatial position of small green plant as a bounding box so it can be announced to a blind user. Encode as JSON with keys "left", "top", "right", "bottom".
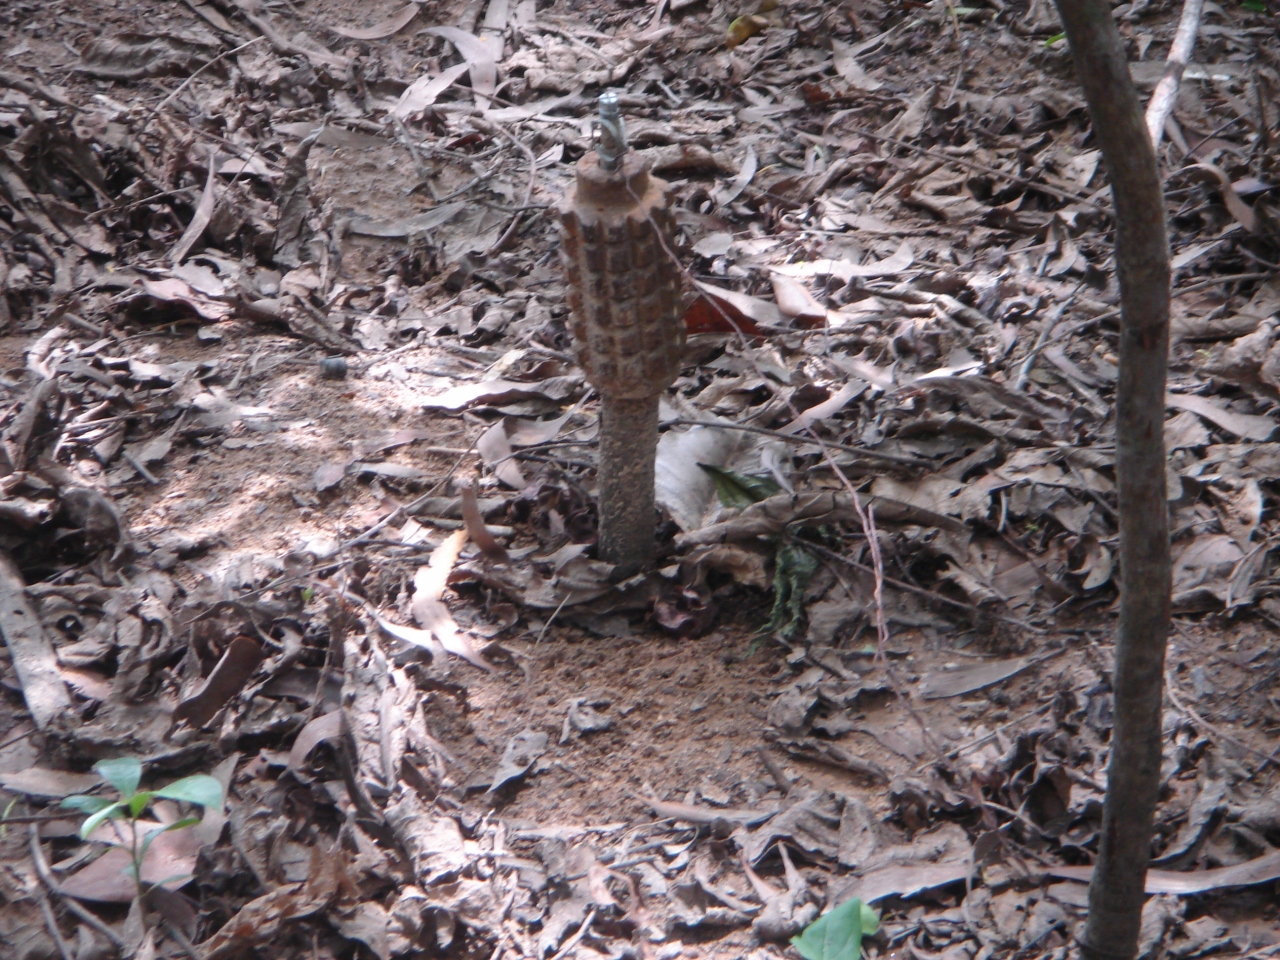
{"left": 792, "top": 897, "right": 880, "bottom": 960}
{"left": 61, "top": 758, "right": 224, "bottom": 897}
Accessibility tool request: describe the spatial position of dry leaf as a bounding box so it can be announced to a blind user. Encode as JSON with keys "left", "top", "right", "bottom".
{"left": 169, "top": 154, "right": 216, "bottom": 265}
{"left": 329, "top": 2, "right": 420, "bottom": 39}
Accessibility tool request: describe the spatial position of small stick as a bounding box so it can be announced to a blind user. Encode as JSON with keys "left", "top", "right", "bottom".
{"left": 146, "top": 37, "right": 267, "bottom": 124}
{"left": 473, "top": 118, "right": 538, "bottom": 255}
{"left": 666, "top": 418, "right": 928, "bottom": 468}
{"left": 1145, "top": 0, "right": 1207, "bottom": 148}
{"left": 1173, "top": 271, "right": 1273, "bottom": 296}
{"left": 29, "top": 826, "right": 128, "bottom": 950}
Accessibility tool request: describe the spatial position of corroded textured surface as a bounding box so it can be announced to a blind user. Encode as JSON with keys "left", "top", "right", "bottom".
{"left": 559, "top": 152, "right": 682, "bottom": 574}
{"left": 596, "top": 394, "right": 659, "bottom": 576}
{"left": 558, "top": 152, "right": 684, "bottom": 401}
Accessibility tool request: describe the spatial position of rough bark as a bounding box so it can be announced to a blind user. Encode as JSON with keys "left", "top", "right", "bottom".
{"left": 1049, "top": 3, "right": 1173, "bottom": 959}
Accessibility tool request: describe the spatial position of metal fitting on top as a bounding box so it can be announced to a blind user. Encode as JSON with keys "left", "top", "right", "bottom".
{"left": 596, "top": 91, "right": 627, "bottom": 172}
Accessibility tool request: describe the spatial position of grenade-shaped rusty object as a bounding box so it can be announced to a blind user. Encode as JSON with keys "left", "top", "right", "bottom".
{"left": 559, "top": 93, "right": 685, "bottom": 576}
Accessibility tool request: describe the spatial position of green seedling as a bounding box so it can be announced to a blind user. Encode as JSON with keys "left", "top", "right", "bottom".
{"left": 61, "top": 757, "right": 224, "bottom": 898}
{"left": 792, "top": 897, "right": 880, "bottom": 960}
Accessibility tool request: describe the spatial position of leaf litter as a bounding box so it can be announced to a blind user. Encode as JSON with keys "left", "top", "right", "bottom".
{"left": 2, "top": 0, "right": 1280, "bottom": 956}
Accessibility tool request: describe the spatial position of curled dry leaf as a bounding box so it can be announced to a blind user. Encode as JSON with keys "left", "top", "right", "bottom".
{"left": 173, "top": 636, "right": 264, "bottom": 728}
{"left": 422, "top": 26, "right": 498, "bottom": 99}
{"left": 487, "top": 727, "right": 548, "bottom": 793}
{"left": 394, "top": 62, "right": 470, "bottom": 119}
{"left": 329, "top": 2, "right": 420, "bottom": 39}
{"left": 287, "top": 710, "right": 344, "bottom": 771}
{"left": 461, "top": 481, "right": 509, "bottom": 561}
{"left": 381, "top": 528, "right": 495, "bottom": 670}
{"left": 169, "top": 153, "right": 217, "bottom": 265}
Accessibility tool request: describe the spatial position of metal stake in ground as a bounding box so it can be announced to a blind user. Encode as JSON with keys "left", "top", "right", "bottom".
{"left": 558, "top": 92, "right": 684, "bottom": 576}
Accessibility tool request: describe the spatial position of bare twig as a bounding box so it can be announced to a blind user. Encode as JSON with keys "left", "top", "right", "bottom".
{"left": 547, "top": 908, "right": 596, "bottom": 960}
{"left": 1145, "top": 0, "right": 1207, "bottom": 148}
{"left": 666, "top": 418, "right": 929, "bottom": 468}
{"left": 1052, "top": 0, "right": 1173, "bottom": 956}
{"left": 473, "top": 119, "right": 538, "bottom": 256}
{"left": 1165, "top": 667, "right": 1280, "bottom": 770}
{"left": 29, "top": 826, "right": 128, "bottom": 950}
{"left": 830, "top": 122, "right": 1102, "bottom": 209}
{"left": 146, "top": 36, "right": 267, "bottom": 125}
{"left": 0, "top": 71, "right": 79, "bottom": 110}
{"left": 341, "top": 445, "right": 478, "bottom": 549}
{"left": 1173, "top": 271, "right": 1273, "bottom": 296}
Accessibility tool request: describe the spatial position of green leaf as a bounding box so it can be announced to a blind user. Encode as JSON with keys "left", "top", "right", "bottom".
{"left": 62, "top": 795, "right": 115, "bottom": 814}
{"left": 1242, "top": 0, "right": 1265, "bottom": 10}
{"left": 127, "top": 791, "right": 157, "bottom": 819}
{"left": 155, "top": 775, "right": 224, "bottom": 810}
{"left": 792, "top": 898, "right": 880, "bottom": 960}
{"left": 698, "top": 463, "right": 781, "bottom": 508}
{"left": 94, "top": 757, "right": 142, "bottom": 799}
{"left": 1044, "top": 32, "right": 1066, "bottom": 45}
{"left": 79, "top": 801, "right": 126, "bottom": 840}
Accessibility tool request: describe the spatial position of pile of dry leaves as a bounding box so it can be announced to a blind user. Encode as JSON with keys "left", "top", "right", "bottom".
{"left": 2, "top": 0, "right": 1280, "bottom": 956}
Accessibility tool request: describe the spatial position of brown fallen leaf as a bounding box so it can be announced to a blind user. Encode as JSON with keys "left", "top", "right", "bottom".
{"left": 169, "top": 152, "right": 216, "bottom": 265}
{"left": 1180, "top": 162, "right": 1260, "bottom": 234}
{"left": 287, "top": 710, "right": 344, "bottom": 771}
{"left": 173, "top": 636, "right": 264, "bottom": 728}
{"left": 461, "top": 481, "right": 509, "bottom": 561}
{"left": 1166, "top": 393, "right": 1276, "bottom": 441}
{"left": 477, "top": 419, "right": 526, "bottom": 489}
{"left": 692, "top": 280, "right": 785, "bottom": 333}
{"left": 769, "top": 242, "right": 915, "bottom": 282}
{"left": 1049, "top": 849, "right": 1280, "bottom": 895}
{"left": 422, "top": 378, "right": 579, "bottom": 411}
{"left": 422, "top": 26, "right": 497, "bottom": 100}
{"left": 0, "top": 767, "right": 100, "bottom": 798}
{"left": 770, "top": 274, "right": 826, "bottom": 324}
{"left": 830, "top": 859, "right": 972, "bottom": 905}
{"left": 63, "top": 802, "right": 212, "bottom": 902}
{"left": 919, "top": 655, "right": 1035, "bottom": 699}
{"left": 395, "top": 62, "right": 470, "bottom": 119}
{"left": 139, "top": 277, "right": 233, "bottom": 321}
{"left": 314, "top": 460, "right": 349, "bottom": 492}
{"left": 778, "top": 382, "right": 866, "bottom": 435}
{"left": 382, "top": 529, "right": 494, "bottom": 670}
{"left": 328, "top": 2, "right": 420, "bottom": 39}
{"left": 201, "top": 844, "right": 349, "bottom": 960}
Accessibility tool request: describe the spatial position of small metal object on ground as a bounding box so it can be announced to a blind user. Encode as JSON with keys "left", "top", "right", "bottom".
{"left": 319, "top": 356, "right": 348, "bottom": 379}
{"left": 559, "top": 93, "right": 684, "bottom": 577}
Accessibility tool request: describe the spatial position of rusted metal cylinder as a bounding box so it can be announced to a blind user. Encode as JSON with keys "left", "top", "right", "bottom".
{"left": 559, "top": 120, "right": 684, "bottom": 576}
{"left": 597, "top": 394, "right": 661, "bottom": 576}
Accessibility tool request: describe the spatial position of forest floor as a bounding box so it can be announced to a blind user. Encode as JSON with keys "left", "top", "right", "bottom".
{"left": 2, "top": 0, "right": 1280, "bottom": 958}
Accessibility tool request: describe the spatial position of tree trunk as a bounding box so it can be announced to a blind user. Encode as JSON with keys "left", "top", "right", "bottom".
{"left": 1048, "top": 3, "right": 1173, "bottom": 960}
